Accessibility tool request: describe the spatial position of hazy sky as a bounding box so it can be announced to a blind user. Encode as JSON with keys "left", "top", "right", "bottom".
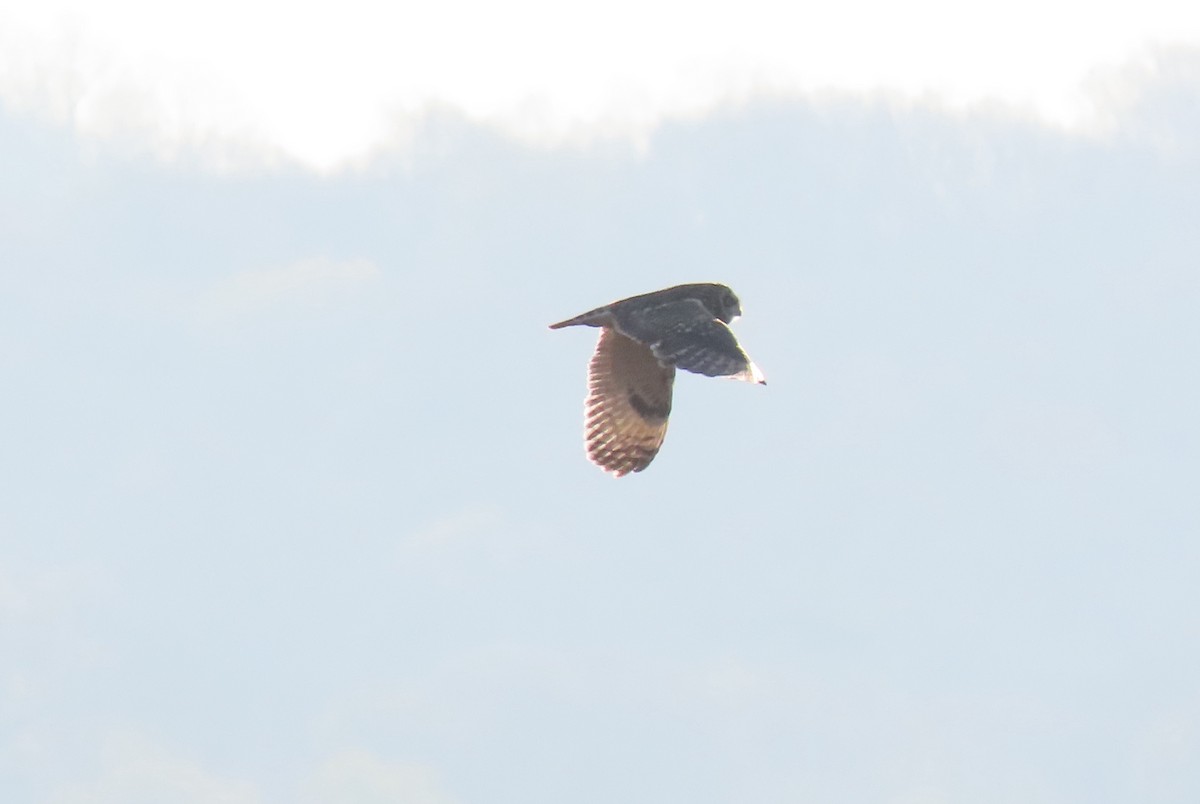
{"left": 2, "top": 0, "right": 1200, "bottom": 168}
{"left": 2, "top": 4, "right": 1200, "bottom": 804}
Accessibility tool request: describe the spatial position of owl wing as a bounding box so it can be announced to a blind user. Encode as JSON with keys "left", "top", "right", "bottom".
{"left": 584, "top": 327, "right": 676, "bottom": 477}
{"left": 616, "top": 299, "right": 765, "bottom": 383}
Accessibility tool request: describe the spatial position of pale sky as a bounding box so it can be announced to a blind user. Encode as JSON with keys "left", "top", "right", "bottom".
{"left": 2, "top": 3, "right": 1199, "bottom": 803}
{"left": 2, "top": 0, "right": 1200, "bottom": 169}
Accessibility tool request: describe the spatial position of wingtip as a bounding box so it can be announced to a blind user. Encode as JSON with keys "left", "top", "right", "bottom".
{"left": 729, "top": 366, "right": 767, "bottom": 384}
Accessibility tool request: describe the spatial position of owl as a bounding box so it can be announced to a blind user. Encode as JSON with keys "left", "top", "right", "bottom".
{"left": 550, "top": 283, "right": 766, "bottom": 476}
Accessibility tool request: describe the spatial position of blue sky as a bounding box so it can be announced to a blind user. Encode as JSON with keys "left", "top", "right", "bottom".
{"left": 2, "top": 6, "right": 1200, "bottom": 803}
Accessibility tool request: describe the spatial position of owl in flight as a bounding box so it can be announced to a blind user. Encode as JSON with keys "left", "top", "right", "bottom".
{"left": 550, "top": 283, "right": 766, "bottom": 476}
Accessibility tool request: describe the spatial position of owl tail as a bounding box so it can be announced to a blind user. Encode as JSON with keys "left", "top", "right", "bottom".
{"left": 548, "top": 307, "right": 611, "bottom": 329}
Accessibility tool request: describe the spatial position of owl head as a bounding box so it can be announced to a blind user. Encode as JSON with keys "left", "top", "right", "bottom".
{"left": 691, "top": 283, "right": 742, "bottom": 323}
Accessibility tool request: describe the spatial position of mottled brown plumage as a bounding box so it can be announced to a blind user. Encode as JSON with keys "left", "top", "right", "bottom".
{"left": 584, "top": 327, "right": 675, "bottom": 476}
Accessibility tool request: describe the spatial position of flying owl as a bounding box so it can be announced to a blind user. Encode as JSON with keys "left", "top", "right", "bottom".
{"left": 550, "top": 283, "right": 766, "bottom": 476}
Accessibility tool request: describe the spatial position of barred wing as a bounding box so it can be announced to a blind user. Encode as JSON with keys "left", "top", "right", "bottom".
{"left": 584, "top": 328, "right": 676, "bottom": 476}
{"left": 616, "top": 299, "right": 766, "bottom": 383}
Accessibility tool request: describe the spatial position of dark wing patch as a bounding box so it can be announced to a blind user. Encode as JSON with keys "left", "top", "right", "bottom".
{"left": 584, "top": 328, "right": 676, "bottom": 477}
{"left": 615, "top": 299, "right": 763, "bottom": 381}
